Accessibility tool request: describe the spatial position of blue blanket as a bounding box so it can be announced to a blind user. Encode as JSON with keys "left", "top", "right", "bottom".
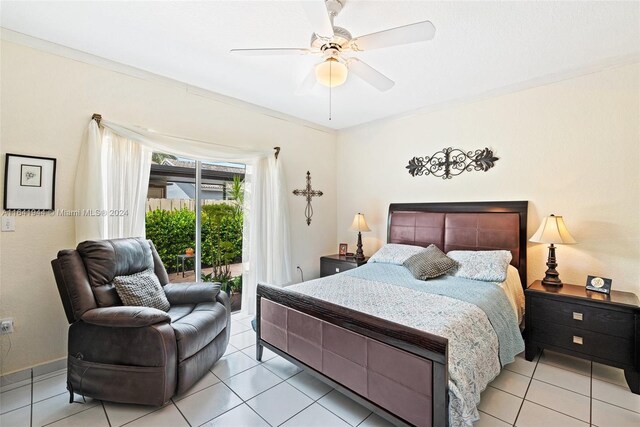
{"left": 347, "top": 263, "right": 524, "bottom": 366}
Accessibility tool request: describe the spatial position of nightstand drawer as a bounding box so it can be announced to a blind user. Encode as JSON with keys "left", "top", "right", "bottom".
{"left": 531, "top": 297, "right": 634, "bottom": 339}
{"left": 320, "top": 260, "right": 356, "bottom": 277}
{"left": 531, "top": 322, "right": 634, "bottom": 365}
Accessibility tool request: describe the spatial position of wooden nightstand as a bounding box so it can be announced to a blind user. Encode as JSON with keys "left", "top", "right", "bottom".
{"left": 525, "top": 280, "right": 640, "bottom": 394}
{"left": 320, "top": 254, "right": 368, "bottom": 278}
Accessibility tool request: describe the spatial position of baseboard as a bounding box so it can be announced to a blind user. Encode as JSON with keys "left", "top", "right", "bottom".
{"left": 0, "top": 357, "right": 66, "bottom": 389}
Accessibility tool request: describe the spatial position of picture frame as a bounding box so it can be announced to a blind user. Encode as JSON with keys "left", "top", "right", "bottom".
{"left": 585, "top": 275, "right": 612, "bottom": 294}
{"left": 4, "top": 153, "right": 57, "bottom": 211}
{"left": 339, "top": 243, "right": 348, "bottom": 256}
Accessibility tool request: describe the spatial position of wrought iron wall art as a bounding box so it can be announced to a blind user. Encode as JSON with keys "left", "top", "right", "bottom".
{"left": 293, "top": 171, "right": 323, "bottom": 225}
{"left": 406, "top": 147, "right": 499, "bottom": 180}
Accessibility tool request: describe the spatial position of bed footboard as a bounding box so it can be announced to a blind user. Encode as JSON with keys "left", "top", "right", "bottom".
{"left": 256, "top": 283, "right": 449, "bottom": 427}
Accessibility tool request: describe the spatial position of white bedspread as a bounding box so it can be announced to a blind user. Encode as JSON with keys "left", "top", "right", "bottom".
{"left": 499, "top": 265, "right": 526, "bottom": 324}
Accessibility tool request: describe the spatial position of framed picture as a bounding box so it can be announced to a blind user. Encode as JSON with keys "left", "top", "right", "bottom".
{"left": 339, "top": 243, "right": 348, "bottom": 256}
{"left": 4, "top": 153, "right": 56, "bottom": 211}
{"left": 585, "top": 275, "right": 612, "bottom": 294}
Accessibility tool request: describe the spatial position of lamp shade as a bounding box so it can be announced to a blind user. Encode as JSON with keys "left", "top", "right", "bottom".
{"left": 349, "top": 213, "right": 371, "bottom": 232}
{"left": 316, "top": 58, "right": 348, "bottom": 88}
{"left": 529, "top": 215, "right": 576, "bottom": 244}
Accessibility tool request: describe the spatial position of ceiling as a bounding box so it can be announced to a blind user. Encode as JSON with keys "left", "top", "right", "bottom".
{"left": 1, "top": 1, "right": 639, "bottom": 130}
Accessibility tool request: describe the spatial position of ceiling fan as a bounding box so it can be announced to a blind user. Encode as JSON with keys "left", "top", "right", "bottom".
{"left": 230, "top": 0, "right": 436, "bottom": 92}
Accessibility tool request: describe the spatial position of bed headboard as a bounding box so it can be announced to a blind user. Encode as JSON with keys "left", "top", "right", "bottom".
{"left": 387, "top": 201, "right": 528, "bottom": 288}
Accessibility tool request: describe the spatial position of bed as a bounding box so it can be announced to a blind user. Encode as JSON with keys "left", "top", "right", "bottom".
{"left": 256, "top": 201, "right": 528, "bottom": 426}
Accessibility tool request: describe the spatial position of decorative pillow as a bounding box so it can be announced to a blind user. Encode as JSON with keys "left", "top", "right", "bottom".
{"left": 403, "top": 245, "right": 458, "bottom": 280}
{"left": 113, "top": 268, "right": 170, "bottom": 312}
{"left": 369, "top": 243, "right": 427, "bottom": 265}
{"left": 447, "top": 250, "right": 513, "bottom": 282}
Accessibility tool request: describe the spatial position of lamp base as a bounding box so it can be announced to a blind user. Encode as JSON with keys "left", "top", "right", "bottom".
{"left": 355, "top": 231, "right": 365, "bottom": 261}
{"left": 541, "top": 275, "right": 563, "bottom": 287}
{"left": 541, "top": 243, "right": 563, "bottom": 287}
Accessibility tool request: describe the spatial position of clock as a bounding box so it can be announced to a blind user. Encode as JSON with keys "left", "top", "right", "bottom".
{"left": 585, "top": 275, "right": 612, "bottom": 294}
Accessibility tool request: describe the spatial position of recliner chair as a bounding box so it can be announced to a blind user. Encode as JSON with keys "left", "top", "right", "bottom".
{"left": 51, "top": 237, "right": 230, "bottom": 406}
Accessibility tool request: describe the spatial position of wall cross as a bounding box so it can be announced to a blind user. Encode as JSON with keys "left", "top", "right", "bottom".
{"left": 293, "top": 171, "right": 323, "bottom": 226}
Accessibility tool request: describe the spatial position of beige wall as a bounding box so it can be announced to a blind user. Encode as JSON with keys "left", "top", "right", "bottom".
{"left": 0, "top": 40, "right": 338, "bottom": 374}
{"left": 2, "top": 38, "right": 638, "bottom": 375}
{"left": 337, "top": 63, "right": 640, "bottom": 295}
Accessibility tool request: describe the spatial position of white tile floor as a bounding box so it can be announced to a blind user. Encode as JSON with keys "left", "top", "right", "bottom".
{"left": 2, "top": 311, "right": 639, "bottom": 426}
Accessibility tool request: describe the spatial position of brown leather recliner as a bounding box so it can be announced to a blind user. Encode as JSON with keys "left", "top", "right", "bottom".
{"left": 51, "top": 237, "right": 230, "bottom": 406}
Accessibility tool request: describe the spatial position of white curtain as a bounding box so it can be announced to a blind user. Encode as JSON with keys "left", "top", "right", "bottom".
{"left": 75, "top": 118, "right": 292, "bottom": 315}
{"left": 102, "top": 128, "right": 152, "bottom": 238}
{"left": 75, "top": 122, "right": 152, "bottom": 240}
{"left": 75, "top": 120, "right": 105, "bottom": 242}
{"left": 242, "top": 156, "right": 293, "bottom": 314}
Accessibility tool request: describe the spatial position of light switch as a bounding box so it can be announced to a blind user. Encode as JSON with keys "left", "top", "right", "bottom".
{"left": 1, "top": 217, "right": 15, "bottom": 232}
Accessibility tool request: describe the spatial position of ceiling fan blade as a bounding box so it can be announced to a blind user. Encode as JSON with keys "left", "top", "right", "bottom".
{"left": 230, "top": 48, "right": 313, "bottom": 56}
{"left": 295, "top": 68, "right": 318, "bottom": 95}
{"left": 350, "top": 20, "right": 436, "bottom": 51}
{"left": 347, "top": 58, "right": 395, "bottom": 92}
{"left": 302, "top": 0, "right": 334, "bottom": 38}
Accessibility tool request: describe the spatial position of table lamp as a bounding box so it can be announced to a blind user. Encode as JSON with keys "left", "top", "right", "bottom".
{"left": 529, "top": 214, "right": 576, "bottom": 286}
{"left": 349, "top": 213, "right": 371, "bottom": 261}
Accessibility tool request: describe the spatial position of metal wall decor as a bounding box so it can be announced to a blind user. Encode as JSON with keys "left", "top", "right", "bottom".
{"left": 406, "top": 147, "right": 499, "bottom": 180}
{"left": 293, "top": 171, "right": 323, "bottom": 225}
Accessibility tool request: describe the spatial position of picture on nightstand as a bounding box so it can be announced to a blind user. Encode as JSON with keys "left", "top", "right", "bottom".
{"left": 585, "top": 275, "right": 612, "bottom": 294}
{"left": 338, "top": 243, "right": 348, "bottom": 256}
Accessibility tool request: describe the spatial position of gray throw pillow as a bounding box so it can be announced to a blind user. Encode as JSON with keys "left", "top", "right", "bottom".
{"left": 403, "top": 245, "right": 458, "bottom": 280}
{"left": 113, "top": 268, "right": 170, "bottom": 312}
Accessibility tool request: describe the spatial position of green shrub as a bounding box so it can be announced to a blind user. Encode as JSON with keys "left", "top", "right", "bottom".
{"left": 202, "top": 271, "right": 243, "bottom": 295}
{"left": 201, "top": 203, "right": 238, "bottom": 283}
{"left": 145, "top": 208, "right": 196, "bottom": 271}
{"left": 145, "top": 204, "right": 243, "bottom": 273}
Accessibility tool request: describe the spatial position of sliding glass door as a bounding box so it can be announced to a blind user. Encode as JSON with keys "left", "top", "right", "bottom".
{"left": 146, "top": 153, "right": 245, "bottom": 310}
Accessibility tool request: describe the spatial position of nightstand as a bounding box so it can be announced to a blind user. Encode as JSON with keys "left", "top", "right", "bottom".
{"left": 320, "top": 254, "right": 368, "bottom": 278}
{"left": 525, "top": 280, "right": 640, "bottom": 394}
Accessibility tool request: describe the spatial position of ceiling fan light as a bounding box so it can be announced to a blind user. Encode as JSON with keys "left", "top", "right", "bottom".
{"left": 315, "top": 58, "right": 348, "bottom": 87}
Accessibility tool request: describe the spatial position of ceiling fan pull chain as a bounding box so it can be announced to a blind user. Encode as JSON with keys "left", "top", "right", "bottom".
{"left": 329, "top": 59, "right": 332, "bottom": 121}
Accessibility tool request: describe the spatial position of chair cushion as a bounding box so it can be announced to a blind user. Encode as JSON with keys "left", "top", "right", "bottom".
{"left": 171, "top": 302, "right": 228, "bottom": 362}
{"left": 77, "top": 238, "right": 154, "bottom": 307}
{"left": 166, "top": 304, "right": 196, "bottom": 323}
{"left": 113, "top": 269, "right": 170, "bottom": 312}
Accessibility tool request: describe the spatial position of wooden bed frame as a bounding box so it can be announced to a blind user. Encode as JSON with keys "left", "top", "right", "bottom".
{"left": 256, "top": 201, "right": 528, "bottom": 426}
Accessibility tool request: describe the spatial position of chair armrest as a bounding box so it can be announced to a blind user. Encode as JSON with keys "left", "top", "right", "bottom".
{"left": 163, "top": 282, "right": 221, "bottom": 305}
{"left": 81, "top": 306, "right": 170, "bottom": 327}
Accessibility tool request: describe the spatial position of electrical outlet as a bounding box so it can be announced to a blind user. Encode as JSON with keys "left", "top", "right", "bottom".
{"left": 0, "top": 318, "right": 14, "bottom": 334}
{"left": 1, "top": 217, "right": 15, "bottom": 232}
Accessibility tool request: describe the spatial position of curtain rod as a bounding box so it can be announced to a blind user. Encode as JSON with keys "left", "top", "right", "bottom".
{"left": 91, "top": 113, "right": 280, "bottom": 159}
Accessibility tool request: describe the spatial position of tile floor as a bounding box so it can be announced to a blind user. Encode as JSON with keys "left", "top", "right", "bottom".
{"left": 1, "top": 311, "right": 639, "bottom": 426}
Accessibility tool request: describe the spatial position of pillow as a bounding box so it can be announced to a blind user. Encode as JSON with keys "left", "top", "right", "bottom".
{"left": 369, "top": 243, "right": 427, "bottom": 265}
{"left": 403, "top": 245, "right": 458, "bottom": 280}
{"left": 113, "top": 268, "right": 170, "bottom": 312}
{"left": 447, "top": 250, "right": 513, "bottom": 282}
